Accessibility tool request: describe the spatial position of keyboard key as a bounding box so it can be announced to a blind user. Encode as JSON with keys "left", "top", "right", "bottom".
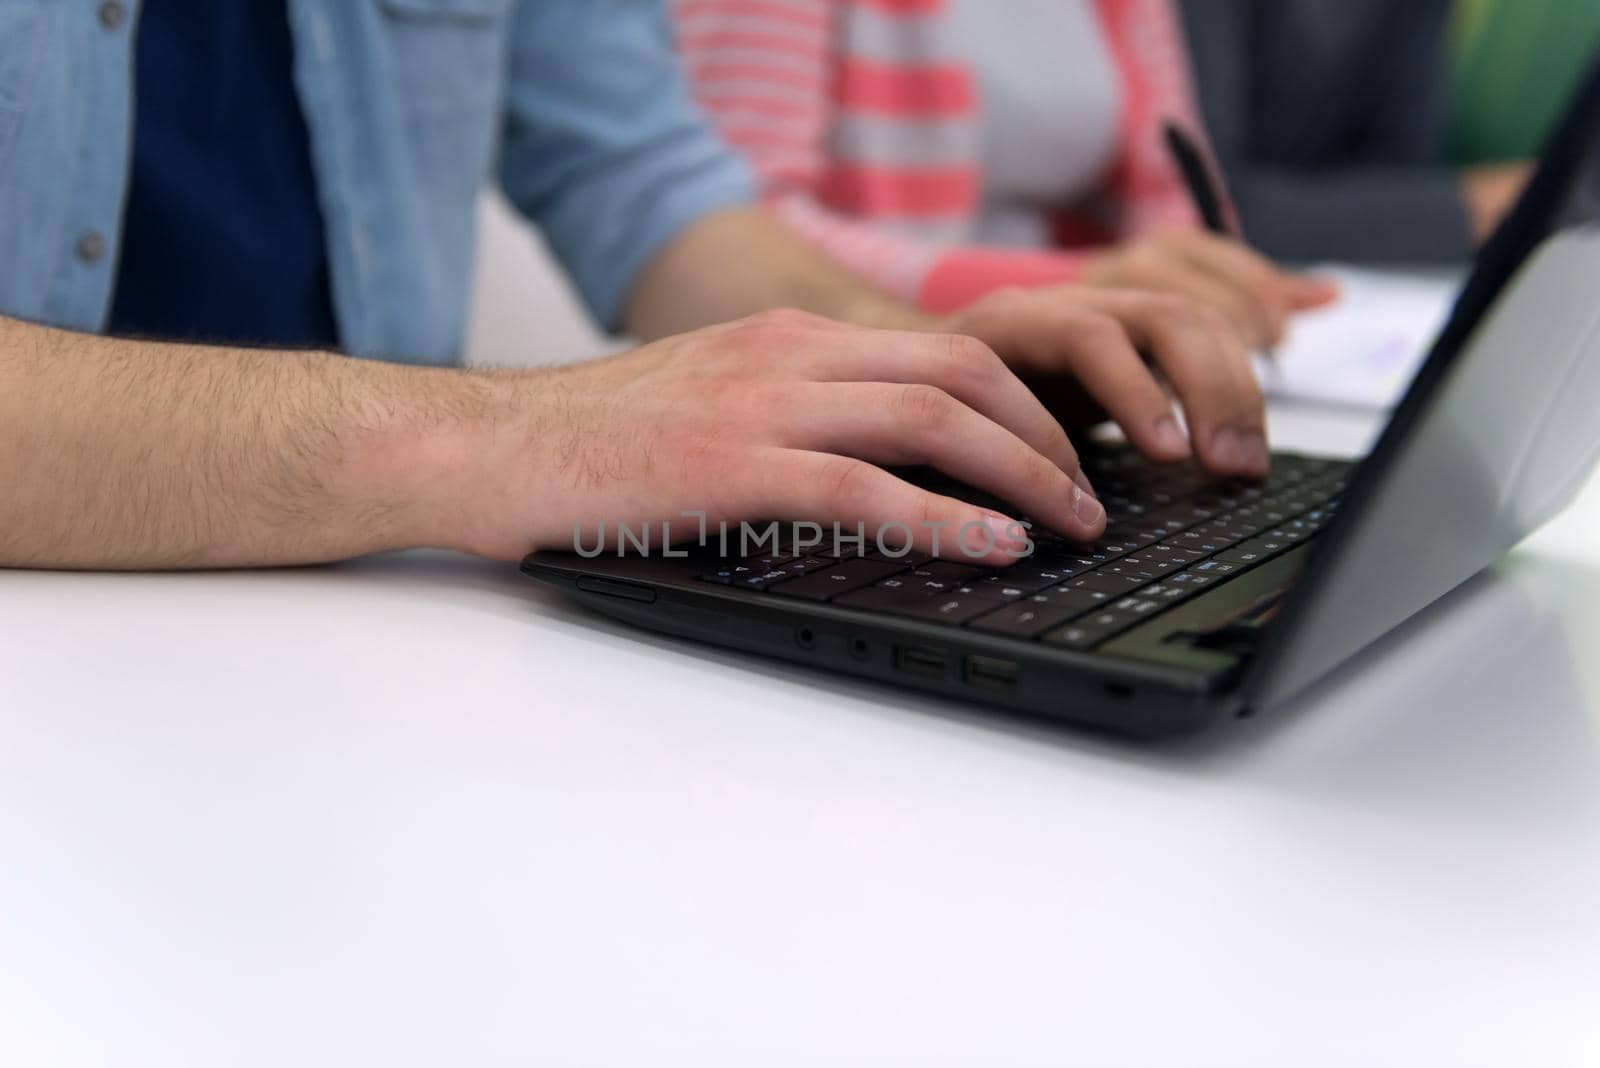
{"left": 1198, "top": 521, "right": 1256, "bottom": 543}
{"left": 1161, "top": 530, "right": 1232, "bottom": 555}
{"left": 1214, "top": 537, "right": 1288, "bottom": 566}
{"left": 913, "top": 560, "right": 986, "bottom": 581}
{"left": 1068, "top": 571, "right": 1155, "bottom": 595}
{"left": 866, "top": 549, "right": 932, "bottom": 565}
{"left": 1097, "top": 562, "right": 1166, "bottom": 584}
{"left": 954, "top": 580, "right": 1031, "bottom": 602}
{"left": 1115, "top": 553, "right": 1185, "bottom": 575}
{"left": 747, "top": 553, "right": 833, "bottom": 577}
{"left": 928, "top": 559, "right": 985, "bottom": 575}
{"left": 770, "top": 558, "right": 906, "bottom": 601}
{"left": 1102, "top": 528, "right": 1166, "bottom": 550}
{"left": 1024, "top": 550, "right": 1098, "bottom": 575}
{"left": 1212, "top": 514, "right": 1269, "bottom": 538}
{"left": 1042, "top": 624, "right": 1112, "bottom": 651}
{"left": 968, "top": 598, "right": 1098, "bottom": 639}
{"left": 835, "top": 587, "right": 993, "bottom": 626}
{"left": 812, "top": 542, "right": 874, "bottom": 560}
{"left": 700, "top": 562, "right": 771, "bottom": 585}
{"left": 1146, "top": 545, "right": 1206, "bottom": 564}
{"left": 736, "top": 569, "right": 801, "bottom": 591}
{"left": 1168, "top": 569, "right": 1221, "bottom": 590}
{"left": 999, "top": 564, "right": 1076, "bottom": 590}
{"left": 1041, "top": 607, "right": 1144, "bottom": 650}
{"left": 743, "top": 550, "right": 801, "bottom": 567}
{"left": 1044, "top": 555, "right": 1108, "bottom": 574}
{"left": 1034, "top": 586, "right": 1115, "bottom": 613}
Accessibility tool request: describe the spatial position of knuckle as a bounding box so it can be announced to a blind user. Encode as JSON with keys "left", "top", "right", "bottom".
{"left": 1222, "top": 299, "right": 1258, "bottom": 330}
{"left": 676, "top": 433, "right": 736, "bottom": 489}
{"left": 752, "top": 307, "right": 818, "bottom": 329}
{"left": 736, "top": 307, "right": 824, "bottom": 343}
{"left": 1077, "top": 312, "right": 1130, "bottom": 350}
{"left": 818, "top": 456, "right": 878, "bottom": 512}
{"left": 1147, "top": 293, "right": 1208, "bottom": 331}
{"left": 943, "top": 332, "right": 1004, "bottom": 385}
{"left": 1197, "top": 304, "right": 1235, "bottom": 336}
{"left": 987, "top": 285, "right": 1033, "bottom": 314}
{"left": 699, "top": 369, "right": 752, "bottom": 407}
{"left": 896, "top": 383, "right": 956, "bottom": 430}
{"left": 945, "top": 331, "right": 998, "bottom": 366}
{"left": 1126, "top": 245, "right": 1164, "bottom": 272}
{"left": 1150, "top": 228, "right": 1188, "bottom": 251}
{"left": 1020, "top": 444, "right": 1065, "bottom": 493}
{"left": 910, "top": 491, "right": 941, "bottom": 532}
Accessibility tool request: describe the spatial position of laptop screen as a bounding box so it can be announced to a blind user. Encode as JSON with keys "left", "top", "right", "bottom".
{"left": 1244, "top": 53, "right": 1600, "bottom": 710}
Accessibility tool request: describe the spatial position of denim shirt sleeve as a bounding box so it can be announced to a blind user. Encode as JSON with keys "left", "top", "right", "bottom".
{"left": 497, "top": 0, "right": 756, "bottom": 332}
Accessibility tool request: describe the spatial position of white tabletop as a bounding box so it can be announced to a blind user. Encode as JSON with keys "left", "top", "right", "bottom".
{"left": 3, "top": 405, "right": 1599, "bottom": 1067}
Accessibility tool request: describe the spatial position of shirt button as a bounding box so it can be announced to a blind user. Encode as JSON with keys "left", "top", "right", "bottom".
{"left": 75, "top": 231, "right": 106, "bottom": 265}
{"left": 97, "top": 1, "right": 125, "bottom": 30}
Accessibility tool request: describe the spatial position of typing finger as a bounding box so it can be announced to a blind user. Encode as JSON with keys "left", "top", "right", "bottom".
{"left": 772, "top": 381, "right": 1101, "bottom": 540}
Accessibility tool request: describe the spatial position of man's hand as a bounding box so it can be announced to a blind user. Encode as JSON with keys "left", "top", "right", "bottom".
{"left": 941, "top": 284, "right": 1273, "bottom": 478}
{"left": 1080, "top": 230, "right": 1338, "bottom": 351}
{"left": 623, "top": 207, "right": 1321, "bottom": 480}
{"left": 459, "top": 310, "right": 1105, "bottom": 564}
{"left": 4, "top": 204, "right": 1301, "bottom": 572}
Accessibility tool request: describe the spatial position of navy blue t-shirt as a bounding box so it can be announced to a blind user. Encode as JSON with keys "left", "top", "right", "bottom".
{"left": 109, "top": 0, "right": 339, "bottom": 349}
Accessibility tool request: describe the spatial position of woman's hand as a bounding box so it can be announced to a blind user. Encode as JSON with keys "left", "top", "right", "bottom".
{"left": 941, "top": 283, "right": 1273, "bottom": 479}
{"left": 1080, "top": 229, "right": 1339, "bottom": 350}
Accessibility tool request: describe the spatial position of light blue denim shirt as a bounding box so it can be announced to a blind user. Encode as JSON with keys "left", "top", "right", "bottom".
{"left": 0, "top": 0, "right": 755, "bottom": 364}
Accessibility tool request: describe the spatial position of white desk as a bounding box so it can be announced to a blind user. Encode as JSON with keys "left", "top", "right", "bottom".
{"left": 3, "top": 406, "right": 1599, "bottom": 1067}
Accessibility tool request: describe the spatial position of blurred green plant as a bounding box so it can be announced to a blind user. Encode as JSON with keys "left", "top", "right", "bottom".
{"left": 1448, "top": 0, "right": 1600, "bottom": 163}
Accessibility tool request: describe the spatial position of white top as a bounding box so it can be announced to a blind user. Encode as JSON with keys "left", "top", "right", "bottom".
{"left": 946, "top": 0, "right": 1122, "bottom": 247}
{"left": 4, "top": 399, "right": 1600, "bottom": 1065}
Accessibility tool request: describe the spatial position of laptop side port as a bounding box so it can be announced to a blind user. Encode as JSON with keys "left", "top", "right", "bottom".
{"left": 965, "top": 654, "right": 1018, "bottom": 691}
{"left": 894, "top": 645, "right": 948, "bottom": 680}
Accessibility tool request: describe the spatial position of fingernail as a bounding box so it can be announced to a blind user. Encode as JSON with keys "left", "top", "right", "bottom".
{"left": 1243, "top": 431, "right": 1271, "bottom": 473}
{"left": 1072, "top": 484, "right": 1105, "bottom": 527}
{"left": 1153, "top": 416, "right": 1191, "bottom": 457}
{"left": 1211, "top": 428, "right": 1242, "bottom": 468}
{"left": 984, "top": 514, "right": 1027, "bottom": 554}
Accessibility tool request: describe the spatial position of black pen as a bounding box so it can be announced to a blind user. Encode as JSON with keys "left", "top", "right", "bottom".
{"left": 1163, "top": 118, "right": 1291, "bottom": 361}
{"left": 1162, "top": 119, "right": 1230, "bottom": 235}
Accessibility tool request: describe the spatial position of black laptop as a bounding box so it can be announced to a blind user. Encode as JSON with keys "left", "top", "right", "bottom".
{"left": 523, "top": 59, "right": 1600, "bottom": 738}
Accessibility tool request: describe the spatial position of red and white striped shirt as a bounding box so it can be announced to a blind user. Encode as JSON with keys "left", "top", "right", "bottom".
{"left": 674, "top": 0, "right": 1211, "bottom": 312}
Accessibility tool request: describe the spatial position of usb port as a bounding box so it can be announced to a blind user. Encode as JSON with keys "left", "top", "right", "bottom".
{"left": 964, "top": 654, "right": 1018, "bottom": 690}
{"left": 894, "top": 645, "right": 948, "bottom": 679}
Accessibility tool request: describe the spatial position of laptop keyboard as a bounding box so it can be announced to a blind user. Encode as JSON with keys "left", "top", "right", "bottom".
{"left": 699, "top": 450, "right": 1352, "bottom": 652}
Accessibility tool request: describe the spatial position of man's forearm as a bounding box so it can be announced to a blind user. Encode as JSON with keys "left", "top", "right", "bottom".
{"left": 0, "top": 316, "right": 494, "bottom": 569}
{"left": 621, "top": 206, "right": 933, "bottom": 340}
